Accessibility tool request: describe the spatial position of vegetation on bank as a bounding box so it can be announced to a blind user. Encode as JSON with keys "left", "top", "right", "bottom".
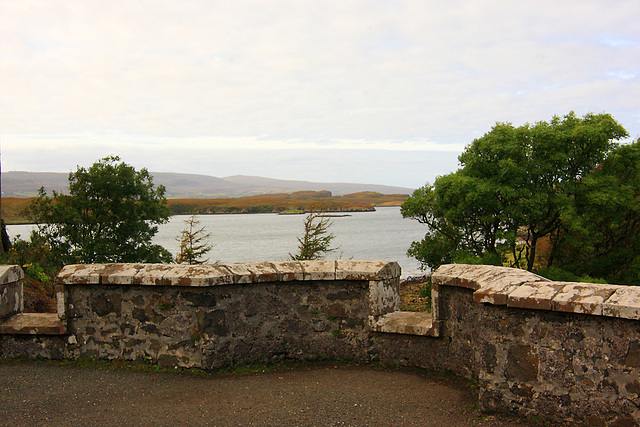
{"left": 167, "top": 191, "right": 407, "bottom": 216}
{"left": 2, "top": 191, "right": 408, "bottom": 224}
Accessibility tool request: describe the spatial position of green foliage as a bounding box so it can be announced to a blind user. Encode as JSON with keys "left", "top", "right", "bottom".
{"left": 0, "top": 232, "right": 59, "bottom": 312}
{"left": 535, "top": 266, "right": 608, "bottom": 284}
{"left": 404, "top": 112, "right": 639, "bottom": 284}
{"left": 26, "top": 156, "right": 172, "bottom": 264}
{"left": 175, "top": 214, "right": 214, "bottom": 265}
{"left": 290, "top": 212, "right": 338, "bottom": 261}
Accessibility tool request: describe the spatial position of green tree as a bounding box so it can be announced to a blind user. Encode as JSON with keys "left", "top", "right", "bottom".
{"left": 290, "top": 211, "right": 338, "bottom": 261}
{"left": 551, "top": 140, "right": 640, "bottom": 284}
{"left": 27, "top": 156, "right": 172, "bottom": 264}
{"left": 175, "top": 214, "right": 213, "bottom": 265}
{"left": 403, "top": 112, "right": 632, "bottom": 282}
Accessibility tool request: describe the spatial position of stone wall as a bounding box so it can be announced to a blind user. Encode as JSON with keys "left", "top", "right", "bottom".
{"left": 417, "top": 264, "right": 640, "bottom": 426}
{"left": 0, "top": 261, "right": 400, "bottom": 369}
{"left": 2, "top": 261, "right": 640, "bottom": 425}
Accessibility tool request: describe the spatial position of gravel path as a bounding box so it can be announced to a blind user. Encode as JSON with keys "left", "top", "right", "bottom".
{"left": 0, "top": 361, "right": 532, "bottom": 426}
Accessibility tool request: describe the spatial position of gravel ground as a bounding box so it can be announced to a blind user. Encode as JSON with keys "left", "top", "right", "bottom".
{"left": 0, "top": 360, "right": 535, "bottom": 427}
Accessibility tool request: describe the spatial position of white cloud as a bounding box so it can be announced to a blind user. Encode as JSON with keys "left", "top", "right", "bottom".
{"left": 1, "top": 0, "right": 639, "bottom": 186}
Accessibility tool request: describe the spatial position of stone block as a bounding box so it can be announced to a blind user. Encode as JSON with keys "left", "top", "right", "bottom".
{"left": 551, "top": 283, "right": 622, "bottom": 316}
{"left": 132, "top": 264, "right": 175, "bottom": 286}
{"left": 301, "top": 260, "right": 336, "bottom": 281}
{"left": 368, "top": 279, "right": 399, "bottom": 316}
{"left": 101, "top": 264, "right": 146, "bottom": 285}
{"left": 243, "top": 262, "right": 279, "bottom": 283}
{"left": 474, "top": 273, "right": 549, "bottom": 306}
{"left": 507, "top": 281, "right": 565, "bottom": 311}
{"left": 369, "top": 311, "right": 437, "bottom": 336}
{"left": 55, "top": 284, "right": 67, "bottom": 320}
{"left": 163, "top": 265, "right": 234, "bottom": 287}
{"left": 336, "top": 260, "right": 382, "bottom": 280}
{"left": 0, "top": 265, "right": 24, "bottom": 285}
{"left": 434, "top": 264, "right": 547, "bottom": 295}
{"left": 222, "top": 263, "right": 254, "bottom": 284}
{"left": 0, "top": 313, "right": 66, "bottom": 335}
{"left": 57, "top": 264, "right": 109, "bottom": 285}
{"left": 0, "top": 280, "right": 22, "bottom": 319}
{"left": 602, "top": 286, "right": 640, "bottom": 320}
{"left": 270, "top": 261, "right": 305, "bottom": 281}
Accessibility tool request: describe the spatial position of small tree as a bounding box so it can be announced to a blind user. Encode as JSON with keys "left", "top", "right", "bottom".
{"left": 27, "top": 156, "right": 172, "bottom": 264}
{"left": 175, "top": 214, "right": 213, "bottom": 265}
{"left": 290, "top": 211, "right": 337, "bottom": 261}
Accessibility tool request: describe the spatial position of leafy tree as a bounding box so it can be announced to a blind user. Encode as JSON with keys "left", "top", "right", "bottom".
{"left": 290, "top": 211, "right": 338, "bottom": 260}
{"left": 175, "top": 214, "right": 214, "bottom": 265}
{"left": 27, "top": 156, "right": 172, "bottom": 264}
{"left": 403, "top": 112, "right": 634, "bottom": 283}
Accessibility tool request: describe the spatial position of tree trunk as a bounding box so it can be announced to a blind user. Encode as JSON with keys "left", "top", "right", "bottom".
{"left": 527, "top": 235, "right": 538, "bottom": 271}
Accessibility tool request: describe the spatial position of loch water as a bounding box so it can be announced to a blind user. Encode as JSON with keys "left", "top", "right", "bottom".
{"left": 7, "top": 206, "right": 427, "bottom": 277}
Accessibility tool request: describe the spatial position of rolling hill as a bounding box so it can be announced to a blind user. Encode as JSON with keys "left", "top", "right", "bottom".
{"left": 1, "top": 171, "right": 414, "bottom": 198}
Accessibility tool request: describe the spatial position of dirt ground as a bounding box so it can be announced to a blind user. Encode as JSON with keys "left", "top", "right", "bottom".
{"left": 0, "top": 360, "right": 535, "bottom": 427}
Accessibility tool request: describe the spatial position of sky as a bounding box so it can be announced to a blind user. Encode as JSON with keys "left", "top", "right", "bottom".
{"left": 1, "top": 1, "right": 639, "bottom": 189}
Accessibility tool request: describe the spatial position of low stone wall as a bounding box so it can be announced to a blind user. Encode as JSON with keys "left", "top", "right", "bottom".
{"left": 0, "top": 261, "right": 400, "bottom": 369}
{"left": 381, "top": 264, "right": 640, "bottom": 426}
{"left": 2, "top": 261, "right": 640, "bottom": 425}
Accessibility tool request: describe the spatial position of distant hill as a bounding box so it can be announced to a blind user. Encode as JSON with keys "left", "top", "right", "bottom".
{"left": 1, "top": 171, "right": 413, "bottom": 198}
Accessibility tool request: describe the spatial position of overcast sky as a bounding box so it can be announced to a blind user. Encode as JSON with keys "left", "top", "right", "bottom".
{"left": 1, "top": 1, "right": 639, "bottom": 189}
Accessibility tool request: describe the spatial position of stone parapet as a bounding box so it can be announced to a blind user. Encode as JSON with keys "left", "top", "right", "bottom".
{"left": 0, "top": 265, "right": 24, "bottom": 319}
{"left": 57, "top": 260, "right": 401, "bottom": 287}
{"left": 432, "top": 263, "right": 640, "bottom": 320}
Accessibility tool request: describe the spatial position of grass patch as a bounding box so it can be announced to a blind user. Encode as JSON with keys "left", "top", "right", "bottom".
{"left": 399, "top": 277, "right": 432, "bottom": 312}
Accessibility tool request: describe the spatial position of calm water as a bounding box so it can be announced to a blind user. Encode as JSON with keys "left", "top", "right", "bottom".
{"left": 7, "top": 206, "right": 427, "bottom": 277}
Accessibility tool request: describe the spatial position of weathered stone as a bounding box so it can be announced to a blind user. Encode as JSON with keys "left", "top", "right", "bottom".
{"left": 368, "top": 279, "right": 399, "bottom": 317}
{"left": 101, "top": 264, "right": 149, "bottom": 285}
{"left": 369, "top": 311, "right": 436, "bottom": 336}
{"left": 322, "top": 302, "right": 348, "bottom": 318}
{"left": 131, "top": 264, "right": 174, "bottom": 286}
{"left": 623, "top": 342, "right": 640, "bottom": 368}
{"left": 91, "top": 294, "right": 121, "bottom": 316}
{"left": 221, "top": 263, "right": 253, "bottom": 284}
{"left": 56, "top": 264, "right": 108, "bottom": 285}
{"left": 335, "top": 260, "right": 400, "bottom": 281}
{"left": 434, "top": 264, "right": 547, "bottom": 299}
{"left": 483, "top": 343, "right": 497, "bottom": 373}
{"left": 505, "top": 345, "right": 539, "bottom": 382}
{"left": 301, "top": 261, "right": 336, "bottom": 281}
{"left": 183, "top": 290, "right": 216, "bottom": 307}
{"left": 0, "top": 265, "right": 24, "bottom": 285}
{"left": 243, "top": 262, "right": 279, "bottom": 283}
{"left": 326, "top": 289, "right": 361, "bottom": 301}
{"left": 507, "top": 282, "right": 565, "bottom": 311}
{"left": 157, "top": 354, "right": 180, "bottom": 368}
{"left": 132, "top": 308, "right": 147, "bottom": 322}
{"left": 163, "top": 265, "right": 234, "bottom": 287}
{"left": 203, "top": 309, "right": 228, "bottom": 336}
{"left": 0, "top": 280, "right": 22, "bottom": 319}
{"left": 602, "top": 286, "right": 640, "bottom": 320}
{"left": 551, "top": 283, "right": 621, "bottom": 315}
{"left": 0, "top": 313, "right": 66, "bottom": 335}
{"left": 473, "top": 273, "right": 548, "bottom": 306}
{"left": 270, "top": 261, "right": 305, "bottom": 281}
